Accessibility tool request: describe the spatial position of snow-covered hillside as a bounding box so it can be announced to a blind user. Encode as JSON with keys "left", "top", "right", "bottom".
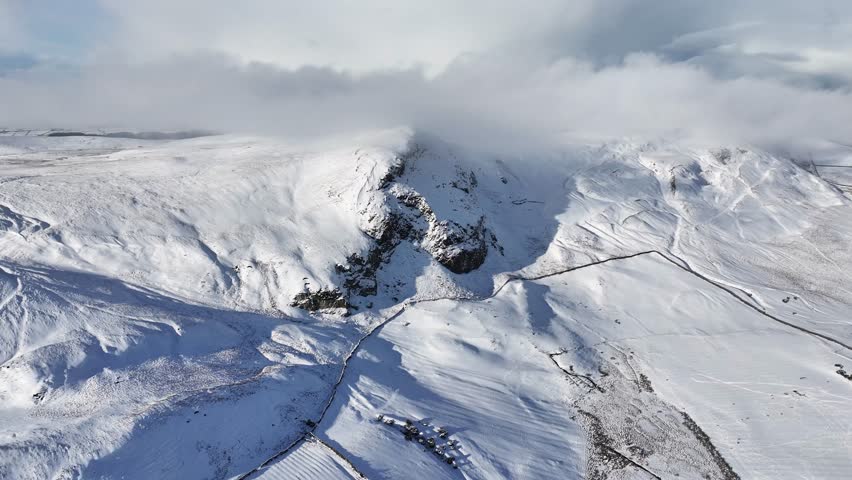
{"left": 0, "top": 129, "right": 849, "bottom": 479}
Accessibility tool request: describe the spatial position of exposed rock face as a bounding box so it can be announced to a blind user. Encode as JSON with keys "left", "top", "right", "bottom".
{"left": 290, "top": 288, "right": 349, "bottom": 311}
{"left": 292, "top": 141, "right": 497, "bottom": 312}
{"left": 425, "top": 217, "right": 488, "bottom": 274}
{"left": 337, "top": 209, "right": 418, "bottom": 298}
{"left": 387, "top": 182, "right": 488, "bottom": 273}
{"left": 378, "top": 149, "right": 413, "bottom": 188}
{"left": 377, "top": 149, "right": 491, "bottom": 269}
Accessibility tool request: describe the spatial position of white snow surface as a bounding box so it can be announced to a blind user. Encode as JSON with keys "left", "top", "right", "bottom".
{"left": 0, "top": 129, "right": 850, "bottom": 479}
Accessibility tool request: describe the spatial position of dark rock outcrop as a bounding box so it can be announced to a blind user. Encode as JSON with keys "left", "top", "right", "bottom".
{"left": 294, "top": 141, "right": 498, "bottom": 312}
{"left": 354, "top": 144, "right": 494, "bottom": 286}
{"left": 426, "top": 217, "right": 488, "bottom": 274}
{"left": 290, "top": 288, "right": 349, "bottom": 311}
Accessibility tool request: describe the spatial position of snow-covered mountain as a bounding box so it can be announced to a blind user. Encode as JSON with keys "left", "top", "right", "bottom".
{"left": 0, "top": 129, "right": 850, "bottom": 479}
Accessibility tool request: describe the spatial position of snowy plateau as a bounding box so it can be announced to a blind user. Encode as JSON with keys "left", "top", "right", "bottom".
{"left": 0, "top": 128, "right": 850, "bottom": 480}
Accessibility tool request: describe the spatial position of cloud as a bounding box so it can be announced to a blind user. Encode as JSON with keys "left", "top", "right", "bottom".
{"left": 659, "top": 22, "right": 852, "bottom": 89}
{"left": 2, "top": 1, "right": 852, "bottom": 152}
{"left": 4, "top": 52, "right": 852, "bottom": 153}
{"left": 0, "top": 2, "right": 23, "bottom": 53}
{"left": 96, "top": 0, "right": 581, "bottom": 73}
{"left": 0, "top": 53, "right": 38, "bottom": 76}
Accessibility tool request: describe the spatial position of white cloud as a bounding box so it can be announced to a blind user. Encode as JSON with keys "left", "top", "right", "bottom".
{"left": 0, "top": 1, "right": 24, "bottom": 52}
{"left": 3, "top": 1, "right": 852, "bottom": 152}
{"left": 97, "top": 0, "right": 584, "bottom": 74}
{"left": 4, "top": 52, "right": 852, "bottom": 153}
{"left": 660, "top": 22, "right": 852, "bottom": 88}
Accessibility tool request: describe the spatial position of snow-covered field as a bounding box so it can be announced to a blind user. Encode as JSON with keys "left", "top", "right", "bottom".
{"left": 0, "top": 129, "right": 849, "bottom": 479}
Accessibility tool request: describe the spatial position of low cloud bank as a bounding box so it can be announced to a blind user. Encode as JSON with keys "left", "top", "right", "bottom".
{"left": 3, "top": 53, "right": 852, "bottom": 153}
{"left": 2, "top": 0, "right": 852, "bottom": 152}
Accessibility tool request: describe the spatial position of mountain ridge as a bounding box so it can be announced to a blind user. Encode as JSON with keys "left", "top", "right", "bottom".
{"left": 0, "top": 129, "right": 849, "bottom": 479}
